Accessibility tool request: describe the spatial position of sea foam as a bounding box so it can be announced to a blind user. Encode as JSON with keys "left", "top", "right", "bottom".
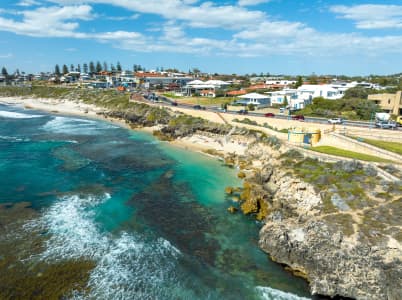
{"left": 0, "top": 110, "right": 44, "bottom": 119}
{"left": 28, "top": 193, "right": 182, "bottom": 299}
{"left": 42, "top": 116, "right": 117, "bottom": 135}
{"left": 256, "top": 286, "right": 311, "bottom": 300}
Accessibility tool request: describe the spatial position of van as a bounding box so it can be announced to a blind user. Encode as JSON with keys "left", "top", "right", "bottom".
{"left": 279, "top": 107, "right": 285, "bottom": 114}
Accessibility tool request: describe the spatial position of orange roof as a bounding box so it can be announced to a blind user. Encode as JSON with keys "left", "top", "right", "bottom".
{"left": 226, "top": 90, "right": 246, "bottom": 96}
{"left": 135, "top": 72, "right": 165, "bottom": 78}
{"left": 248, "top": 84, "right": 268, "bottom": 90}
{"left": 200, "top": 90, "right": 215, "bottom": 94}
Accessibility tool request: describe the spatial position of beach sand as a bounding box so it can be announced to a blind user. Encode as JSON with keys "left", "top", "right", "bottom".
{"left": 0, "top": 96, "right": 246, "bottom": 156}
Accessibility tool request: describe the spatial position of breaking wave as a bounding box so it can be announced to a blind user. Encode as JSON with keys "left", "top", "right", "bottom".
{"left": 42, "top": 116, "right": 117, "bottom": 135}
{"left": 256, "top": 286, "right": 311, "bottom": 300}
{"left": 0, "top": 110, "right": 44, "bottom": 119}
{"left": 27, "top": 194, "right": 184, "bottom": 299}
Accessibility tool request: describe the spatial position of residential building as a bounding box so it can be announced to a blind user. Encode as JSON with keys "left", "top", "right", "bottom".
{"left": 236, "top": 92, "right": 270, "bottom": 108}
{"left": 368, "top": 91, "right": 402, "bottom": 115}
{"left": 297, "top": 84, "right": 343, "bottom": 100}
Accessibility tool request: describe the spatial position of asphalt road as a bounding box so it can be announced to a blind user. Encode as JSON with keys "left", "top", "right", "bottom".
{"left": 155, "top": 96, "right": 402, "bottom": 131}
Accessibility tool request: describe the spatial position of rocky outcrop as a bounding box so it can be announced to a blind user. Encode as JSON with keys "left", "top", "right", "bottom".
{"left": 254, "top": 155, "right": 402, "bottom": 300}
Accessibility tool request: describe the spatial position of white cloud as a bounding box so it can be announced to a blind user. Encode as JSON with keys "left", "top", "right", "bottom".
{"left": 331, "top": 4, "right": 402, "bottom": 29}
{"left": 0, "top": 53, "right": 13, "bottom": 58}
{"left": 47, "top": 0, "right": 266, "bottom": 29}
{"left": 238, "top": 0, "right": 271, "bottom": 6}
{"left": 0, "top": 5, "right": 93, "bottom": 37}
{"left": 17, "top": 0, "right": 41, "bottom": 7}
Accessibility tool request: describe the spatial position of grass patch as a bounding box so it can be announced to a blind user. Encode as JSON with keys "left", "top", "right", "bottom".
{"left": 311, "top": 146, "right": 391, "bottom": 163}
{"left": 354, "top": 137, "right": 402, "bottom": 156}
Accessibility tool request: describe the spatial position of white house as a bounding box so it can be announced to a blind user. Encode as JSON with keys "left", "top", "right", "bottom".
{"left": 182, "top": 79, "right": 230, "bottom": 96}
{"left": 265, "top": 89, "right": 297, "bottom": 106}
{"left": 236, "top": 92, "right": 270, "bottom": 108}
{"left": 297, "top": 84, "right": 343, "bottom": 100}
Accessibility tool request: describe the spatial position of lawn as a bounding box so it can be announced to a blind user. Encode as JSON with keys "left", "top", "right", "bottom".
{"left": 354, "top": 138, "right": 402, "bottom": 156}
{"left": 311, "top": 146, "right": 391, "bottom": 163}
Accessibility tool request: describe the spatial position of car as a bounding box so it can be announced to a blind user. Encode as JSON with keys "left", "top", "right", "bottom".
{"left": 375, "top": 121, "right": 397, "bottom": 129}
{"left": 171, "top": 101, "right": 178, "bottom": 106}
{"left": 291, "top": 115, "right": 304, "bottom": 121}
{"left": 237, "top": 109, "right": 248, "bottom": 115}
{"left": 328, "top": 118, "right": 344, "bottom": 124}
{"left": 264, "top": 113, "right": 275, "bottom": 117}
{"left": 193, "top": 105, "right": 202, "bottom": 109}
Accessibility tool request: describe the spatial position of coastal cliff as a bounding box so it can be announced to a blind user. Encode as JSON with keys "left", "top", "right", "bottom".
{"left": 233, "top": 143, "right": 402, "bottom": 300}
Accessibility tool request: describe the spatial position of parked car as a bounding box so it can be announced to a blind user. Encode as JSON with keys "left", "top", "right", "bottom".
{"left": 171, "top": 101, "right": 178, "bottom": 106}
{"left": 193, "top": 105, "right": 202, "bottom": 109}
{"left": 264, "top": 113, "right": 275, "bottom": 117}
{"left": 237, "top": 109, "right": 248, "bottom": 115}
{"left": 328, "top": 118, "right": 344, "bottom": 124}
{"left": 291, "top": 115, "right": 304, "bottom": 121}
{"left": 375, "top": 121, "right": 397, "bottom": 129}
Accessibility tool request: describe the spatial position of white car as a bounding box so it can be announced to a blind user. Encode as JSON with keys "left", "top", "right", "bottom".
{"left": 328, "top": 118, "right": 344, "bottom": 124}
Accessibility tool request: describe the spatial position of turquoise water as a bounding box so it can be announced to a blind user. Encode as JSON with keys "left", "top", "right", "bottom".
{"left": 0, "top": 104, "right": 311, "bottom": 299}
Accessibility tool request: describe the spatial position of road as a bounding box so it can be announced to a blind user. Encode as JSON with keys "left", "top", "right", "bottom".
{"left": 155, "top": 95, "right": 402, "bottom": 131}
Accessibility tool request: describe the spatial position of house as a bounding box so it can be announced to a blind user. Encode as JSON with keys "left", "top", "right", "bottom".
{"left": 236, "top": 92, "right": 270, "bottom": 108}
{"left": 368, "top": 91, "right": 402, "bottom": 116}
{"left": 182, "top": 79, "right": 229, "bottom": 96}
{"left": 297, "top": 84, "right": 343, "bottom": 100}
{"left": 199, "top": 90, "right": 216, "bottom": 97}
{"left": 265, "top": 89, "right": 297, "bottom": 106}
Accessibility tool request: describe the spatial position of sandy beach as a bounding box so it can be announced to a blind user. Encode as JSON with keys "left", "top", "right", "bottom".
{"left": 0, "top": 96, "right": 247, "bottom": 157}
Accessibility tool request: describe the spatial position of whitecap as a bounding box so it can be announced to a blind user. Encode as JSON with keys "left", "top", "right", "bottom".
{"left": 42, "top": 116, "right": 117, "bottom": 135}
{"left": 28, "top": 193, "right": 183, "bottom": 299}
{"left": 256, "top": 286, "right": 311, "bottom": 300}
{"left": 0, "top": 110, "right": 44, "bottom": 119}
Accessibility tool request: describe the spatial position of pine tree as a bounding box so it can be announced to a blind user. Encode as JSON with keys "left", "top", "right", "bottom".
{"left": 70, "top": 64, "right": 74, "bottom": 72}
{"left": 77, "top": 64, "right": 81, "bottom": 73}
{"left": 1, "top": 67, "right": 8, "bottom": 76}
{"left": 62, "top": 64, "right": 69, "bottom": 74}
{"left": 55, "top": 64, "right": 61, "bottom": 76}
{"left": 95, "top": 61, "right": 102, "bottom": 73}
{"left": 89, "top": 61, "right": 95, "bottom": 74}
{"left": 116, "top": 62, "right": 122, "bottom": 72}
{"left": 103, "top": 61, "right": 108, "bottom": 71}
{"left": 83, "top": 63, "right": 88, "bottom": 74}
{"left": 110, "top": 64, "right": 116, "bottom": 72}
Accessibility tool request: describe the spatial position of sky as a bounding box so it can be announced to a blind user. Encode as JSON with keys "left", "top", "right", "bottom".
{"left": 0, "top": 0, "right": 402, "bottom": 75}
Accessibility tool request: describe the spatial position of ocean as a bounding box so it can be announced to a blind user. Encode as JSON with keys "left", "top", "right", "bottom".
{"left": 0, "top": 103, "right": 311, "bottom": 299}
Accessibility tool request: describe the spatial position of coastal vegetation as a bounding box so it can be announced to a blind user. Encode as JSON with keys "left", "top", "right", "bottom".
{"left": 298, "top": 95, "right": 380, "bottom": 120}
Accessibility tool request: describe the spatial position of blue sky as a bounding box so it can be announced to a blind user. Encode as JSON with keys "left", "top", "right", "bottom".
{"left": 0, "top": 0, "right": 402, "bottom": 75}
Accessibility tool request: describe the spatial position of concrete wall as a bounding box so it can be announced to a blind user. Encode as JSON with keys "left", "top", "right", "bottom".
{"left": 317, "top": 132, "right": 402, "bottom": 162}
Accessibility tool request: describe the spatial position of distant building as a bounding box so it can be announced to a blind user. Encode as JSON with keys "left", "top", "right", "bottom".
{"left": 368, "top": 91, "right": 402, "bottom": 116}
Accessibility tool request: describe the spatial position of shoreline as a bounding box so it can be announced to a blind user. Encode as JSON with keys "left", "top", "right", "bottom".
{"left": 0, "top": 96, "right": 246, "bottom": 158}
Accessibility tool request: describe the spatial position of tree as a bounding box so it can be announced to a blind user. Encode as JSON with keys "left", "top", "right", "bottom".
{"left": 54, "top": 64, "right": 61, "bottom": 76}
{"left": 295, "top": 76, "right": 303, "bottom": 88}
{"left": 283, "top": 96, "right": 288, "bottom": 107}
{"left": 103, "top": 61, "right": 108, "bottom": 71}
{"left": 70, "top": 64, "right": 74, "bottom": 72}
{"left": 95, "top": 61, "right": 102, "bottom": 73}
{"left": 83, "top": 63, "right": 88, "bottom": 74}
{"left": 116, "top": 61, "right": 122, "bottom": 72}
{"left": 343, "top": 87, "right": 369, "bottom": 99}
{"left": 89, "top": 61, "right": 96, "bottom": 74}
{"left": 62, "top": 64, "right": 69, "bottom": 74}
{"left": 110, "top": 64, "right": 116, "bottom": 72}
{"left": 309, "top": 73, "right": 318, "bottom": 84}
{"left": 77, "top": 64, "right": 81, "bottom": 73}
{"left": 1, "top": 67, "right": 8, "bottom": 76}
